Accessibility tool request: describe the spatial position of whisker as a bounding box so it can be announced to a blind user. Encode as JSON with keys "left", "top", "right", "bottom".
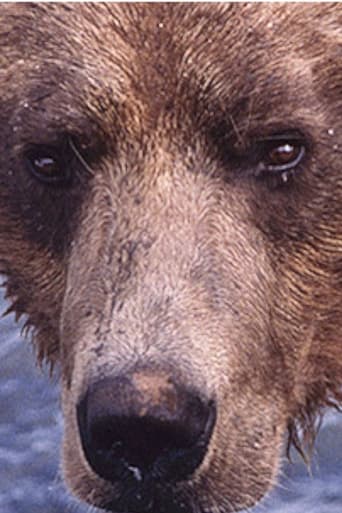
{"left": 68, "top": 137, "right": 95, "bottom": 176}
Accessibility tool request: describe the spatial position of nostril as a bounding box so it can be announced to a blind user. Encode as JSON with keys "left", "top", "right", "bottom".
{"left": 150, "top": 398, "right": 216, "bottom": 482}
{"left": 77, "top": 375, "right": 216, "bottom": 484}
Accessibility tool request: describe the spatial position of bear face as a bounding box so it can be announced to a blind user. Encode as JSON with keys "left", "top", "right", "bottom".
{"left": 0, "top": 4, "right": 341, "bottom": 513}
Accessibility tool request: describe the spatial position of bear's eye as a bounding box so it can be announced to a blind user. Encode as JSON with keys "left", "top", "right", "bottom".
{"left": 256, "top": 135, "right": 306, "bottom": 176}
{"left": 25, "top": 146, "right": 71, "bottom": 185}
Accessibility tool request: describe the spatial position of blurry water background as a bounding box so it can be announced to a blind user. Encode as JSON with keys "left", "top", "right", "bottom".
{"left": 0, "top": 286, "right": 341, "bottom": 513}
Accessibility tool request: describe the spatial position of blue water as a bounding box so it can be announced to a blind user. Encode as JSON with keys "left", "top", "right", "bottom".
{"left": 0, "top": 288, "right": 341, "bottom": 513}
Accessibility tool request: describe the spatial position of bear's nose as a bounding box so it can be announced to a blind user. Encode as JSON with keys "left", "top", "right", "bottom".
{"left": 77, "top": 371, "right": 216, "bottom": 485}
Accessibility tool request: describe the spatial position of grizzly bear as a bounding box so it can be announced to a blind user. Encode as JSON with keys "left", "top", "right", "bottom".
{"left": 0, "top": 3, "right": 341, "bottom": 513}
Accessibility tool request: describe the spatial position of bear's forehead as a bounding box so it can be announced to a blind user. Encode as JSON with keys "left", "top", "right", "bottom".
{"left": 2, "top": 3, "right": 337, "bottom": 146}
{"left": 4, "top": 4, "right": 326, "bottom": 93}
{"left": 45, "top": 3, "right": 307, "bottom": 104}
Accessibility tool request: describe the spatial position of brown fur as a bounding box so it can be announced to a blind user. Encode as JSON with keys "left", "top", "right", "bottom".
{"left": 1, "top": 3, "right": 341, "bottom": 513}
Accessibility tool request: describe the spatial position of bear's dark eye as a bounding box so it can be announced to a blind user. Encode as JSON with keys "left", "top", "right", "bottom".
{"left": 25, "top": 145, "right": 71, "bottom": 185}
{"left": 256, "top": 135, "right": 306, "bottom": 177}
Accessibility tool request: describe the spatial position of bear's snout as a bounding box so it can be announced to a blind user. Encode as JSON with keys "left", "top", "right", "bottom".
{"left": 76, "top": 370, "right": 216, "bottom": 488}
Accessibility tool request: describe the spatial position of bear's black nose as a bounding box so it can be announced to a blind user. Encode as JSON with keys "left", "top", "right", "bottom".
{"left": 77, "top": 371, "right": 216, "bottom": 485}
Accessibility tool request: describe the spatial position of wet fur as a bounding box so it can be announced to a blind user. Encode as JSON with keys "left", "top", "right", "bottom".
{"left": 0, "top": 3, "right": 342, "bottom": 513}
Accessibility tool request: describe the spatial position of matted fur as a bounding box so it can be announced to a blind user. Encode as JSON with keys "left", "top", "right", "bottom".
{"left": 0, "top": 3, "right": 341, "bottom": 513}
